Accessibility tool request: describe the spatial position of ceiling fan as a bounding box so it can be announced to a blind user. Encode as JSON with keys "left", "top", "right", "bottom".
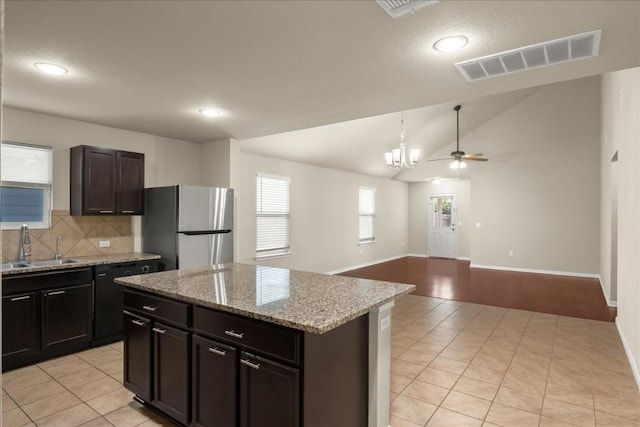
{"left": 429, "top": 105, "right": 488, "bottom": 169}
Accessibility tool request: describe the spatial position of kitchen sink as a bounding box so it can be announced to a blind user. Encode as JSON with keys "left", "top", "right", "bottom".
{"left": 1, "top": 259, "right": 83, "bottom": 271}
{"left": 1, "top": 262, "right": 34, "bottom": 270}
{"left": 30, "top": 259, "right": 82, "bottom": 267}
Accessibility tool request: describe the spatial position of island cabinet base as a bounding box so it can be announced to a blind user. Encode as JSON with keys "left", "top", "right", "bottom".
{"left": 123, "top": 288, "right": 369, "bottom": 427}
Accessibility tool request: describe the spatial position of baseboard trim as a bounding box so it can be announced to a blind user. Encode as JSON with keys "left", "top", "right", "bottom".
{"left": 325, "top": 254, "right": 408, "bottom": 275}
{"left": 597, "top": 275, "right": 618, "bottom": 307}
{"left": 469, "top": 264, "right": 600, "bottom": 279}
{"left": 615, "top": 317, "right": 640, "bottom": 390}
{"left": 406, "top": 254, "right": 471, "bottom": 261}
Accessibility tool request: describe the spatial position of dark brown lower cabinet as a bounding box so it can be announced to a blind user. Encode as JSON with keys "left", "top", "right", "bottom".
{"left": 41, "top": 284, "right": 92, "bottom": 352}
{"left": 2, "top": 292, "right": 38, "bottom": 361}
{"left": 152, "top": 322, "right": 190, "bottom": 425}
{"left": 192, "top": 335, "right": 237, "bottom": 427}
{"left": 2, "top": 268, "right": 94, "bottom": 372}
{"left": 239, "top": 352, "right": 300, "bottom": 427}
{"left": 123, "top": 289, "right": 368, "bottom": 427}
{"left": 123, "top": 311, "right": 152, "bottom": 402}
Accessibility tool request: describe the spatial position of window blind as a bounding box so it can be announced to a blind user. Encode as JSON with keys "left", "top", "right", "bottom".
{"left": 1, "top": 142, "right": 52, "bottom": 184}
{"left": 1, "top": 141, "right": 53, "bottom": 229}
{"left": 256, "top": 174, "right": 290, "bottom": 258}
{"left": 359, "top": 187, "right": 375, "bottom": 244}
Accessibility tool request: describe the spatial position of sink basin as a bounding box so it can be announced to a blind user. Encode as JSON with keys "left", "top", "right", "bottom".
{"left": 30, "top": 259, "right": 82, "bottom": 267}
{"left": 1, "top": 262, "right": 34, "bottom": 270}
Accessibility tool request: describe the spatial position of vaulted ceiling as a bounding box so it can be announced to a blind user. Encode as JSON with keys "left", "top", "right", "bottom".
{"left": 3, "top": 1, "right": 639, "bottom": 180}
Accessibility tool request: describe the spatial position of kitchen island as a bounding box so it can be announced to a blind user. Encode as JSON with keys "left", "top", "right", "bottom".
{"left": 116, "top": 262, "right": 414, "bottom": 427}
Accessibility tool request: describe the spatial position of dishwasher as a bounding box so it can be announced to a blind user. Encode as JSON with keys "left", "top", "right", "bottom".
{"left": 93, "top": 260, "right": 158, "bottom": 346}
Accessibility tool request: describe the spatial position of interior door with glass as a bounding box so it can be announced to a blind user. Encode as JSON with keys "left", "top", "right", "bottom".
{"left": 428, "top": 194, "right": 457, "bottom": 259}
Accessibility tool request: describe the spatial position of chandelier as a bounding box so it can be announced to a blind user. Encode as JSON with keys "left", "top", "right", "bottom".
{"left": 384, "top": 112, "right": 420, "bottom": 169}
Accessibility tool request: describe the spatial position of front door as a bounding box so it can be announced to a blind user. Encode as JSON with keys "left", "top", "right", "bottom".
{"left": 428, "top": 194, "right": 457, "bottom": 258}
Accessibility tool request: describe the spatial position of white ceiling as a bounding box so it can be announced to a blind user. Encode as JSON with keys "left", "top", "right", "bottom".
{"left": 3, "top": 1, "right": 639, "bottom": 181}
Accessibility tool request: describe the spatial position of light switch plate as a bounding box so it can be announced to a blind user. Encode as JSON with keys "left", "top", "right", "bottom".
{"left": 99, "top": 240, "right": 111, "bottom": 248}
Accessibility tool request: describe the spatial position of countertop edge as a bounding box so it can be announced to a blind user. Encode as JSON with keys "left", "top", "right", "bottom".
{"left": 2, "top": 253, "right": 161, "bottom": 276}
{"left": 119, "top": 280, "right": 415, "bottom": 334}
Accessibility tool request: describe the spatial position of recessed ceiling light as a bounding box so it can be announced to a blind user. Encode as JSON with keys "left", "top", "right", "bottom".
{"left": 34, "top": 62, "right": 69, "bottom": 75}
{"left": 433, "top": 35, "right": 468, "bottom": 53}
{"left": 199, "top": 108, "right": 221, "bottom": 117}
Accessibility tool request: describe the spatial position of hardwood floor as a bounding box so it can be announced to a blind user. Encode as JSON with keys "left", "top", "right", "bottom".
{"left": 340, "top": 257, "right": 616, "bottom": 322}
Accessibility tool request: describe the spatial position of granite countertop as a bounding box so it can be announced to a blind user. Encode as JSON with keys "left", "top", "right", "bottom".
{"left": 116, "top": 262, "right": 415, "bottom": 334}
{"left": 1, "top": 252, "right": 161, "bottom": 276}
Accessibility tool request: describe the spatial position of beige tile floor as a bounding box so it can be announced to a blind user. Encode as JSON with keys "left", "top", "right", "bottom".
{"left": 1, "top": 342, "right": 176, "bottom": 427}
{"left": 390, "top": 295, "right": 640, "bottom": 427}
{"left": 2, "top": 294, "right": 639, "bottom": 426}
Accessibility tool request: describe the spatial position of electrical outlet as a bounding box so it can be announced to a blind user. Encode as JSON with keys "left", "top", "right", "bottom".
{"left": 99, "top": 240, "right": 111, "bottom": 248}
{"left": 509, "top": 250, "right": 514, "bottom": 256}
{"left": 380, "top": 315, "right": 390, "bottom": 331}
{"left": 475, "top": 223, "right": 482, "bottom": 228}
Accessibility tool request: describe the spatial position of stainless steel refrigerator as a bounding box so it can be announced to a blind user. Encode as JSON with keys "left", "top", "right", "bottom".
{"left": 142, "top": 185, "right": 233, "bottom": 271}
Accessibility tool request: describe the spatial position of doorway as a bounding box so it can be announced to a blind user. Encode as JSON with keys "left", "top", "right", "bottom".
{"left": 428, "top": 193, "right": 457, "bottom": 259}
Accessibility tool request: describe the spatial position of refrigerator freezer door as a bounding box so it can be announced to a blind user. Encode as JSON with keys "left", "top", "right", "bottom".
{"left": 177, "top": 232, "right": 234, "bottom": 269}
{"left": 178, "top": 186, "right": 234, "bottom": 232}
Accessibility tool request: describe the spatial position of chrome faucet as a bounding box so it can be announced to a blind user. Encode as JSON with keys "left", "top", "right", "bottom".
{"left": 18, "top": 224, "right": 31, "bottom": 262}
{"left": 55, "top": 236, "right": 63, "bottom": 260}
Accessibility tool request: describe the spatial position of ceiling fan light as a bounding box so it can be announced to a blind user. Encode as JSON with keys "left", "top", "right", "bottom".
{"left": 450, "top": 159, "right": 467, "bottom": 169}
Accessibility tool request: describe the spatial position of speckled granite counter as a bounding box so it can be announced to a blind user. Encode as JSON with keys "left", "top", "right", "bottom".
{"left": 1, "top": 252, "right": 161, "bottom": 276}
{"left": 115, "top": 262, "right": 414, "bottom": 334}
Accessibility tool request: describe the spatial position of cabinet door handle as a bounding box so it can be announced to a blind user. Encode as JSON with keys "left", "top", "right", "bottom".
{"left": 224, "top": 330, "right": 244, "bottom": 339}
{"left": 121, "top": 210, "right": 134, "bottom": 214}
{"left": 142, "top": 305, "right": 157, "bottom": 312}
{"left": 240, "top": 359, "right": 260, "bottom": 370}
{"left": 99, "top": 210, "right": 114, "bottom": 214}
{"left": 208, "top": 347, "right": 226, "bottom": 357}
{"left": 97, "top": 273, "right": 107, "bottom": 277}
{"left": 10, "top": 295, "right": 31, "bottom": 302}
{"left": 47, "top": 290, "right": 66, "bottom": 296}
{"left": 152, "top": 327, "right": 167, "bottom": 334}
{"left": 131, "top": 319, "right": 147, "bottom": 326}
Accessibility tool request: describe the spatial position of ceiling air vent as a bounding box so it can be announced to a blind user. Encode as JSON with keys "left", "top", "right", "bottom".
{"left": 376, "top": 0, "right": 439, "bottom": 18}
{"left": 455, "top": 30, "right": 601, "bottom": 81}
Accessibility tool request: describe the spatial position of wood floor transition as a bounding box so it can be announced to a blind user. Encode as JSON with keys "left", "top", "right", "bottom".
{"left": 340, "top": 257, "right": 616, "bottom": 322}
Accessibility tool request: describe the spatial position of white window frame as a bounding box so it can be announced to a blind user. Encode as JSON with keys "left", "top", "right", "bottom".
{"left": 1, "top": 141, "right": 53, "bottom": 230}
{"left": 256, "top": 173, "right": 291, "bottom": 259}
{"left": 359, "top": 186, "right": 376, "bottom": 245}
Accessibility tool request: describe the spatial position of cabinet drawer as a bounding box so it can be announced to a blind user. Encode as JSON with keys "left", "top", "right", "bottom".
{"left": 124, "top": 290, "right": 189, "bottom": 328}
{"left": 193, "top": 306, "right": 301, "bottom": 365}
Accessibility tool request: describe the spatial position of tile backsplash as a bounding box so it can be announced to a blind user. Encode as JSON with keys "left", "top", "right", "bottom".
{"left": 2, "top": 210, "right": 134, "bottom": 263}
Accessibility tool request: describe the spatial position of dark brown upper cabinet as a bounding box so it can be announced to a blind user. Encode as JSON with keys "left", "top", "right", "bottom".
{"left": 71, "top": 145, "right": 144, "bottom": 215}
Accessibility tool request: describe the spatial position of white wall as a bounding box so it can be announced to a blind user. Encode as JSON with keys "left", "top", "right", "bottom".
{"left": 236, "top": 153, "right": 409, "bottom": 273}
{"left": 3, "top": 107, "right": 202, "bottom": 208}
{"left": 465, "top": 77, "right": 601, "bottom": 274}
{"left": 2, "top": 107, "right": 202, "bottom": 250}
{"left": 601, "top": 67, "right": 640, "bottom": 385}
{"left": 408, "top": 180, "right": 471, "bottom": 259}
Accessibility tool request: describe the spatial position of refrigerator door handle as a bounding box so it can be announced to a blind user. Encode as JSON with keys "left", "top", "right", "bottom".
{"left": 181, "top": 230, "right": 232, "bottom": 236}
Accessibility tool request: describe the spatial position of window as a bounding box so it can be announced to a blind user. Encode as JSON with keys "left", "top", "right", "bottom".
{"left": 256, "top": 174, "right": 290, "bottom": 258}
{"left": 359, "top": 187, "right": 375, "bottom": 244}
{"left": 1, "top": 141, "right": 53, "bottom": 230}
